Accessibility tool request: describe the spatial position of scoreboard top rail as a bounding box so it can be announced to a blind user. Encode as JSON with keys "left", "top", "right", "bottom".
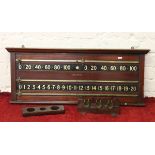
{"left": 6, "top": 48, "right": 150, "bottom": 54}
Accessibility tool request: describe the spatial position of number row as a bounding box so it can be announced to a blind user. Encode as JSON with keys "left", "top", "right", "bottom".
{"left": 17, "top": 64, "right": 139, "bottom": 72}
{"left": 17, "top": 83, "right": 138, "bottom": 92}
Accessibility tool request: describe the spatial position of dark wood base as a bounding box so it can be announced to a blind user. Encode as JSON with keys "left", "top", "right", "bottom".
{"left": 10, "top": 100, "right": 145, "bottom": 106}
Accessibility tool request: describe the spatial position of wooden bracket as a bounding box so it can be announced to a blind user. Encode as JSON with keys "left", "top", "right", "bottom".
{"left": 22, "top": 105, "right": 65, "bottom": 117}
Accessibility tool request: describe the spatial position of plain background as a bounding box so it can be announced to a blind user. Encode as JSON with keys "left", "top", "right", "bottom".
{"left": 0, "top": 0, "right": 155, "bottom": 155}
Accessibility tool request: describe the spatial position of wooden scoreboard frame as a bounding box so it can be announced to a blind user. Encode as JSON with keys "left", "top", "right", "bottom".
{"left": 7, "top": 48, "right": 150, "bottom": 107}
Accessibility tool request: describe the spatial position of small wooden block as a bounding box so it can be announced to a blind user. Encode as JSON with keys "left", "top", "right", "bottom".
{"left": 22, "top": 105, "right": 65, "bottom": 117}
{"left": 78, "top": 98, "right": 120, "bottom": 116}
